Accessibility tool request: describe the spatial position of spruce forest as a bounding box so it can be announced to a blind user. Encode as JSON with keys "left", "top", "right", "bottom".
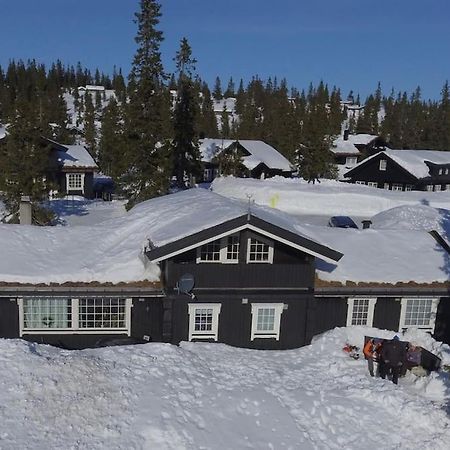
{"left": 1, "top": 0, "right": 450, "bottom": 214}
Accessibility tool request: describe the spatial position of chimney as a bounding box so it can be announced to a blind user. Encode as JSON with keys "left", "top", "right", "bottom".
{"left": 361, "top": 220, "right": 372, "bottom": 229}
{"left": 19, "top": 196, "right": 32, "bottom": 225}
{"left": 343, "top": 129, "right": 350, "bottom": 141}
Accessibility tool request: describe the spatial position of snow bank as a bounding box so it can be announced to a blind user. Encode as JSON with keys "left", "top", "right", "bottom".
{"left": 211, "top": 176, "right": 450, "bottom": 216}
{"left": 1, "top": 327, "right": 449, "bottom": 449}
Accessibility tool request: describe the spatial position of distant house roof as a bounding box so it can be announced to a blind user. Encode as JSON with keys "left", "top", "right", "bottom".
{"left": 78, "top": 85, "right": 105, "bottom": 92}
{"left": 199, "top": 138, "right": 293, "bottom": 172}
{"left": 346, "top": 149, "right": 450, "bottom": 180}
{"left": 331, "top": 133, "right": 380, "bottom": 156}
{"left": 46, "top": 138, "right": 98, "bottom": 170}
{"left": 58, "top": 145, "right": 98, "bottom": 170}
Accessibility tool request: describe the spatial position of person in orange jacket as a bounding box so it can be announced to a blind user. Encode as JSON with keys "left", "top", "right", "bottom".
{"left": 363, "top": 338, "right": 382, "bottom": 377}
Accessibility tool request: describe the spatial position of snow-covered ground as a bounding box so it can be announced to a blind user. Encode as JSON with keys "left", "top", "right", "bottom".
{"left": 48, "top": 197, "right": 127, "bottom": 226}
{"left": 1, "top": 327, "right": 449, "bottom": 450}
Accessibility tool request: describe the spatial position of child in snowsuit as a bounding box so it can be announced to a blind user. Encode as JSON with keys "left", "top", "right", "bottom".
{"left": 380, "top": 336, "right": 407, "bottom": 384}
{"left": 363, "top": 339, "right": 382, "bottom": 377}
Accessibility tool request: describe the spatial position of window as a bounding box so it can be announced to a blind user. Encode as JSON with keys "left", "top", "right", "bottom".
{"left": 445, "top": 168, "right": 449, "bottom": 175}
{"left": 367, "top": 182, "right": 378, "bottom": 188}
{"left": 197, "top": 235, "right": 240, "bottom": 264}
{"left": 346, "top": 298, "right": 377, "bottom": 327}
{"left": 247, "top": 234, "right": 273, "bottom": 263}
{"left": 438, "top": 168, "right": 443, "bottom": 175}
{"left": 251, "top": 303, "right": 284, "bottom": 340}
{"left": 203, "top": 168, "right": 214, "bottom": 182}
{"left": 446, "top": 184, "right": 450, "bottom": 191}
{"left": 399, "top": 298, "right": 439, "bottom": 332}
{"left": 79, "top": 298, "right": 127, "bottom": 329}
{"left": 383, "top": 183, "right": 390, "bottom": 190}
{"left": 188, "top": 303, "right": 221, "bottom": 341}
{"left": 392, "top": 183, "right": 403, "bottom": 191}
{"left": 405, "top": 184, "right": 413, "bottom": 191}
{"left": 66, "top": 173, "right": 84, "bottom": 193}
{"left": 355, "top": 181, "right": 366, "bottom": 185}
{"left": 435, "top": 184, "right": 442, "bottom": 192}
{"left": 426, "top": 185, "right": 434, "bottom": 192}
{"left": 18, "top": 297, "right": 132, "bottom": 335}
{"left": 346, "top": 156, "right": 358, "bottom": 166}
{"left": 198, "top": 240, "right": 221, "bottom": 262}
{"left": 379, "top": 160, "right": 387, "bottom": 171}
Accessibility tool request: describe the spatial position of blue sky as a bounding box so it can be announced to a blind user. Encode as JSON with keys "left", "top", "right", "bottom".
{"left": 1, "top": 0, "right": 450, "bottom": 99}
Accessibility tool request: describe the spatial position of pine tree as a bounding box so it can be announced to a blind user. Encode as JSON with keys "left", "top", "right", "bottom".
{"left": 122, "top": 0, "right": 169, "bottom": 206}
{"left": 84, "top": 92, "right": 97, "bottom": 154}
{"left": 213, "top": 76, "right": 222, "bottom": 100}
{"left": 224, "top": 77, "right": 235, "bottom": 97}
{"left": 98, "top": 97, "right": 125, "bottom": 178}
{"left": 197, "top": 82, "right": 218, "bottom": 138}
{"left": 171, "top": 37, "right": 202, "bottom": 187}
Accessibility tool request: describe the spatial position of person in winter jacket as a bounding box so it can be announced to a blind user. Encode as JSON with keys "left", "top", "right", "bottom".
{"left": 363, "top": 338, "right": 382, "bottom": 377}
{"left": 380, "top": 336, "right": 407, "bottom": 384}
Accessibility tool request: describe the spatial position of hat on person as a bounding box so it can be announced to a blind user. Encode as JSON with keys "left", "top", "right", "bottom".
{"left": 393, "top": 335, "right": 400, "bottom": 341}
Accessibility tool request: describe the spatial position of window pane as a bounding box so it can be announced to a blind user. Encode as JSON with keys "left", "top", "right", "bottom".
{"left": 199, "top": 240, "right": 221, "bottom": 261}
{"left": 404, "top": 299, "right": 432, "bottom": 326}
{"left": 351, "top": 299, "right": 370, "bottom": 326}
{"left": 248, "top": 238, "right": 270, "bottom": 262}
{"left": 79, "top": 298, "right": 126, "bottom": 329}
{"left": 256, "top": 308, "right": 275, "bottom": 331}
{"left": 194, "top": 308, "right": 213, "bottom": 331}
{"left": 23, "top": 298, "right": 71, "bottom": 329}
{"left": 226, "top": 235, "right": 239, "bottom": 260}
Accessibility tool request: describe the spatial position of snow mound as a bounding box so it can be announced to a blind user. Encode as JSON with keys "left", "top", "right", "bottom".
{"left": 372, "top": 205, "right": 450, "bottom": 236}
{"left": 211, "top": 176, "right": 450, "bottom": 216}
{"left": 1, "top": 327, "right": 450, "bottom": 449}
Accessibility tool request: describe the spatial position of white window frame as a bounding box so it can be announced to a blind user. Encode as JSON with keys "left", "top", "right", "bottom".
{"left": 17, "top": 297, "right": 132, "bottom": 336}
{"left": 246, "top": 233, "right": 274, "bottom": 264}
{"left": 445, "top": 168, "right": 449, "bottom": 175}
{"left": 250, "top": 303, "right": 284, "bottom": 340}
{"left": 383, "top": 183, "right": 390, "bottom": 190}
{"left": 367, "top": 182, "right": 378, "bottom": 188}
{"left": 379, "top": 160, "right": 387, "bottom": 171}
{"left": 355, "top": 181, "right": 366, "bottom": 185}
{"left": 392, "top": 183, "right": 403, "bottom": 191}
{"left": 405, "top": 184, "right": 413, "bottom": 191}
{"left": 203, "top": 168, "right": 214, "bottom": 182}
{"left": 435, "top": 184, "right": 442, "bottom": 192}
{"left": 446, "top": 184, "right": 450, "bottom": 191}
{"left": 398, "top": 297, "right": 439, "bottom": 333}
{"left": 426, "top": 185, "right": 434, "bottom": 192}
{"left": 196, "top": 234, "right": 240, "bottom": 264}
{"left": 346, "top": 156, "right": 358, "bottom": 166}
{"left": 346, "top": 297, "right": 377, "bottom": 327}
{"left": 66, "top": 173, "right": 85, "bottom": 194}
{"left": 438, "top": 168, "right": 443, "bottom": 175}
{"left": 188, "top": 303, "right": 221, "bottom": 341}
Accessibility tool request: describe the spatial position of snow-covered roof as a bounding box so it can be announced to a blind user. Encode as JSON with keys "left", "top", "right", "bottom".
{"left": 331, "top": 133, "right": 379, "bottom": 155}
{"left": 57, "top": 145, "right": 98, "bottom": 169}
{"left": 0, "top": 189, "right": 337, "bottom": 285}
{"left": 79, "top": 85, "right": 105, "bottom": 92}
{"left": 312, "top": 227, "right": 449, "bottom": 285}
{"left": 198, "top": 138, "right": 293, "bottom": 171}
{"left": 213, "top": 98, "right": 236, "bottom": 114}
{"left": 349, "top": 149, "right": 450, "bottom": 179}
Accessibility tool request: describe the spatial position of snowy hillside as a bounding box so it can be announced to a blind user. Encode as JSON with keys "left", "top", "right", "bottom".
{"left": 1, "top": 327, "right": 449, "bottom": 449}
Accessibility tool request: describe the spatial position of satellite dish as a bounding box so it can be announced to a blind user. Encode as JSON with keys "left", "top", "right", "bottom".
{"left": 177, "top": 273, "right": 195, "bottom": 295}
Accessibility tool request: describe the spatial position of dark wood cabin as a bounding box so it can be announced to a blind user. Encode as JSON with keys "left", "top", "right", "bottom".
{"left": 344, "top": 150, "right": 450, "bottom": 191}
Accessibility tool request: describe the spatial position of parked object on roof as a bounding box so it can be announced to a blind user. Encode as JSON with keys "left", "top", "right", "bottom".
{"left": 328, "top": 216, "right": 358, "bottom": 229}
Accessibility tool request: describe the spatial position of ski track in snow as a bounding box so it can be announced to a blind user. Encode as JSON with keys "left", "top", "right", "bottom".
{"left": 0, "top": 327, "right": 450, "bottom": 449}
